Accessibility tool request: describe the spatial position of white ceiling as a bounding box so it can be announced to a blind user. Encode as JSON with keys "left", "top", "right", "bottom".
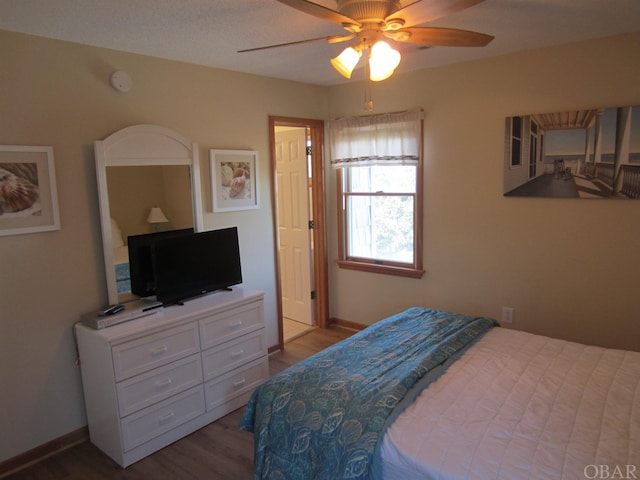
{"left": 1, "top": 0, "right": 639, "bottom": 86}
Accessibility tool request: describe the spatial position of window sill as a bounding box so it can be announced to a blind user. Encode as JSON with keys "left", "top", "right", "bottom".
{"left": 336, "top": 260, "right": 425, "bottom": 279}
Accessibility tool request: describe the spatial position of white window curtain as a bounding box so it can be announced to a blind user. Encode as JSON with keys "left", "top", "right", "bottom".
{"left": 328, "top": 109, "right": 423, "bottom": 168}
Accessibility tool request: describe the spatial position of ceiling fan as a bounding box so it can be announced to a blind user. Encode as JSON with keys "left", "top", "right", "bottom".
{"left": 239, "top": 0, "right": 494, "bottom": 81}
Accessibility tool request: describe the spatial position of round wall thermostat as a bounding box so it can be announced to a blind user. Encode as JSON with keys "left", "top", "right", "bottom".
{"left": 110, "top": 71, "right": 132, "bottom": 92}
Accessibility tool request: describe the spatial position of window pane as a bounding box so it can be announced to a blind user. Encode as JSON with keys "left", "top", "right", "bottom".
{"left": 511, "top": 138, "right": 521, "bottom": 166}
{"left": 347, "top": 194, "right": 414, "bottom": 263}
{"left": 512, "top": 116, "right": 522, "bottom": 138}
{"left": 348, "top": 165, "right": 416, "bottom": 193}
{"left": 511, "top": 116, "right": 522, "bottom": 166}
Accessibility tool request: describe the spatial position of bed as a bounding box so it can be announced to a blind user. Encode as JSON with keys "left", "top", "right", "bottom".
{"left": 240, "top": 307, "right": 640, "bottom": 480}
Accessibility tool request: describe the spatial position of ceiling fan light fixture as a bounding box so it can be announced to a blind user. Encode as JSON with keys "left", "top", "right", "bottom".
{"left": 369, "top": 40, "right": 401, "bottom": 81}
{"left": 331, "top": 46, "right": 362, "bottom": 78}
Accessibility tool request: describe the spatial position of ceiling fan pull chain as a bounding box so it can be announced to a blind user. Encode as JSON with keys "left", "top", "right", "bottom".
{"left": 364, "top": 58, "right": 373, "bottom": 111}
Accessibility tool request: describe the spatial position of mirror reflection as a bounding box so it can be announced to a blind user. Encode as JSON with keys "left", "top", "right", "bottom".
{"left": 106, "top": 165, "right": 194, "bottom": 303}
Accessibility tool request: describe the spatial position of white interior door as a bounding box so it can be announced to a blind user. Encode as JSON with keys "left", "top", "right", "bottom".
{"left": 275, "top": 128, "right": 313, "bottom": 325}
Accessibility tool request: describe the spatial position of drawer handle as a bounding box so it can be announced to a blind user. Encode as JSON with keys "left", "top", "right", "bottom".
{"left": 155, "top": 378, "right": 172, "bottom": 388}
{"left": 230, "top": 349, "right": 245, "bottom": 358}
{"left": 233, "top": 378, "right": 246, "bottom": 388}
{"left": 158, "top": 411, "right": 174, "bottom": 424}
{"left": 228, "top": 320, "right": 243, "bottom": 329}
{"left": 150, "top": 345, "right": 168, "bottom": 356}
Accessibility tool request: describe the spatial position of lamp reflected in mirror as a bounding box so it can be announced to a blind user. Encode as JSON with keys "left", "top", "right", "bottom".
{"left": 147, "top": 206, "right": 169, "bottom": 232}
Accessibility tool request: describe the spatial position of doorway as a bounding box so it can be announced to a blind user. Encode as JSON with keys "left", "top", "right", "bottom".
{"left": 269, "top": 117, "right": 328, "bottom": 350}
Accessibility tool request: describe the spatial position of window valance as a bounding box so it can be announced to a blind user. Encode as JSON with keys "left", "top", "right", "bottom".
{"left": 328, "top": 109, "right": 423, "bottom": 168}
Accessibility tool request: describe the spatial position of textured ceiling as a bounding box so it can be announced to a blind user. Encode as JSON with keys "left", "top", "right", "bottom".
{"left": 1, "top": 0, "right": 639, "bottom": 86}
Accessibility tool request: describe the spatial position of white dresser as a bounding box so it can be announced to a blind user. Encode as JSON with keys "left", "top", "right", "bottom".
{"left": 75, "top": 288, "right": 268, "bottom": 467}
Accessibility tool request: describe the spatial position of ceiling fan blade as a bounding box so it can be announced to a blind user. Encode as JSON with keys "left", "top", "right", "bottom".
{"left": 276, "top": 0, "right": 361, "bottom": 30}
{"left": 327, "top": 33, "right": 357, "bottom": 44}
{"left": 386, "top": 26, "right": 493, "bottom": 47}
{"left": 238, "top": 34, "right": 355, "bottom": 53}
{"left": 387, "top": 0, "right": 486, "bottom": 27}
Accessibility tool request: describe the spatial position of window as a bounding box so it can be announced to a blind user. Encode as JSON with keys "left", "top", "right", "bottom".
{"left": 529, "top": 119, "right": 538, "bottom": 178}
{"left": 328, "top": 110, "right": 424, "bottom": 278}
{"left": 510, "top": 116, "right": 522, "bottom": 167}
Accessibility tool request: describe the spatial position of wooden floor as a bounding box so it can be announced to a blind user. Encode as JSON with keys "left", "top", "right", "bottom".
{"left": 5, "top": 326, "right": 355, "bottom": 480}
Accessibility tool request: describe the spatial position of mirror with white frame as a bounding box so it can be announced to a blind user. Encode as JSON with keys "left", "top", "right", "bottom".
{"left": 95, "top": 124, "right": 204, "bottom": 305}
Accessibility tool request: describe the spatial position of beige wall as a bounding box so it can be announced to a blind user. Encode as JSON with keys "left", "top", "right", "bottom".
{"left": 326, "top": 32, "right": 640, "bottom": 352}
{"left": 1, "top": 26, "right": 639, "bottom": 464}
{"left": 0, "top": 30, "right": 327, "bottom": 462}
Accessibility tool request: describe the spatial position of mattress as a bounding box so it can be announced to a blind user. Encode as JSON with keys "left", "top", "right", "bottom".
{"left": 379, "top": 328, "right": 640, "bottom": 479}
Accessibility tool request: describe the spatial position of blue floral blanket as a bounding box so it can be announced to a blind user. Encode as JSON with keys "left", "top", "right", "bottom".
{"left": 240, "top": 307, "right": 498, "bottom": 480}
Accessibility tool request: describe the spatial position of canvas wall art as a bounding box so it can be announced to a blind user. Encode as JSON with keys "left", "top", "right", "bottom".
{"left": 503, "top": 105, "right": 640, "bottom": 199}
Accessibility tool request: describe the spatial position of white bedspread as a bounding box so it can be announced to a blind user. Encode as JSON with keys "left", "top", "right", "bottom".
{"left": 380, "top": 328, "right": 640, "bottom": 480}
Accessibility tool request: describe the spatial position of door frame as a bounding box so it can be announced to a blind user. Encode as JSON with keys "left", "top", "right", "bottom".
{"left": 269, "top": 116, "right": 329, "bottom": 352}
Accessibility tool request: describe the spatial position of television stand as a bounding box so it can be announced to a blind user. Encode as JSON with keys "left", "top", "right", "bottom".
{"left": 75, "top": 287, "right": 267, "bottom": 467}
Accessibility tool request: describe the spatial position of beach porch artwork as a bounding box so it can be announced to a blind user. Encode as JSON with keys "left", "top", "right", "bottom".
{"left": 503, "top": 105, "right": 640, "bottom": 198}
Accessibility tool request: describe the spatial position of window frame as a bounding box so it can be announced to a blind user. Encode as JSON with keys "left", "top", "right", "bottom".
{"left": 335, "top": 122, "right": 424, "bottom": 279}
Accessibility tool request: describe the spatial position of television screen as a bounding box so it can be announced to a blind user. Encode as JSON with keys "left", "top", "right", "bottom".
{"left": 152, "top": 227, "right": 243, "bottom": 305}
{"left": 127, "top": 228, "right": 193, "bottom": 298}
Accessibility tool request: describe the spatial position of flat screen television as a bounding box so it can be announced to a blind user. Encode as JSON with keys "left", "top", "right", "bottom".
{"left": 152, "top": 227, "right": 243, "bottom": 306}
{"left": 127, "top": 228, "right": 193, "bottom": 298}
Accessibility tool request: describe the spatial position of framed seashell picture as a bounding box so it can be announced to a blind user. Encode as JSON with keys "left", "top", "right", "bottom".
{"left": 210, "top": 149, "right": 259, "bottom": 212}
{"left": 0, "top": 145, "right": 61, "bottom": 236}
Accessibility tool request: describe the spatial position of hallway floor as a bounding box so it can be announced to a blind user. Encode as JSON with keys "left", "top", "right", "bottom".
{"left": 283, "top": 317, "right": 315, "bottom": 343}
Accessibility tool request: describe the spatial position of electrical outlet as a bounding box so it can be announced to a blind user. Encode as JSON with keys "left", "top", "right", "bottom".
{"left": 502, "top": 306, "right": 514, "bottom": 324}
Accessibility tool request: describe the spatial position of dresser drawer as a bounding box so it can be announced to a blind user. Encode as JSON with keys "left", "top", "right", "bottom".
{"left": 202, "top": 329, "right": 266, "bottom": 382}
{"left": 199, "top": 301, "right": 263, "bottom": 349}
{"left": 116, "top": 354, "right": 203, "bottom": 417}
{"left": 204, "top": 357, "right": 269, "bottom": 411}
{"left": 112, "top": 323, "right": 200, "bottom": 381}
{"left": 121, "top": 385, "right": 205, "bottom": 452}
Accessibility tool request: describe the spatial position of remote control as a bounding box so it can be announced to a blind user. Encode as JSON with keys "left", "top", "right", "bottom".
{"left": 98, "top": 304, "right": 125, "bottom": 316}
